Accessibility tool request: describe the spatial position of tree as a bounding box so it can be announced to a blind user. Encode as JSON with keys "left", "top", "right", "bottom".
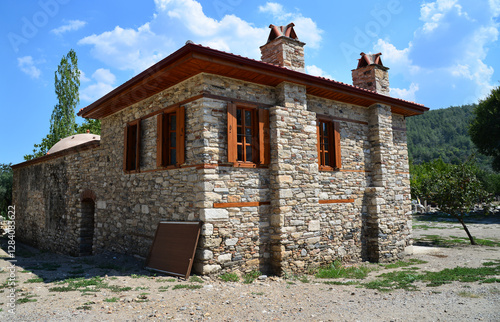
{"left": 0, "top": 164, "right": 13, "bottom": 219}
{"left": 76, "top": 119, "right": 101, "bottom": 135}
{"left": 414, "top": 158, "right": 492, "bottom": 245}
{"left": 469, "top": 86, "right": 500, "bottom": 171}
{"left": 24, "top": 49, "right": 81, "bottom": 160}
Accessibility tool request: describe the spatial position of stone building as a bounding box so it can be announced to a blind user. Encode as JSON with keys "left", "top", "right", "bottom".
{"left": 12, "top": 23, "right": 428, "bottom": 275}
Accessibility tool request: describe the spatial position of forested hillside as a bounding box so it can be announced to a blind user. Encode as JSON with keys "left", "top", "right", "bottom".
{"left": 406, "top": 104, "right": 492, "bottom": 170}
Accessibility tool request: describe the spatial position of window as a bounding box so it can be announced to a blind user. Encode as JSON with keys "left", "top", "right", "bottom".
{"left": 227, "top": 103, "right": 269, "bottom": 167}
{"left": 157, "top": 106, "right": 185, "bottom": 167}
{"left": 317, "top": 119, "right": 341, "bottom": 170}
{"left": 124, "top": 120, "right": 141, "bottom": 172}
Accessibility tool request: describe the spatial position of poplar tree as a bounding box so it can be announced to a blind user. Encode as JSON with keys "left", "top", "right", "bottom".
{"left": 49, "top": 49, "right": 80, "bottom": 146}
{"left": 24, "top": 49, "right": 80, "bottom": 160}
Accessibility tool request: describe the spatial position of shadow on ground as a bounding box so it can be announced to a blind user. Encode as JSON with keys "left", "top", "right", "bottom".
{"left": 0, "top": 237, "right": 156, "bottom": 283}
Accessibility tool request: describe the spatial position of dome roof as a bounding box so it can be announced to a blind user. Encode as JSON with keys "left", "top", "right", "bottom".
{"left": 47, "top": 133, "right": 100, "bottom": 154}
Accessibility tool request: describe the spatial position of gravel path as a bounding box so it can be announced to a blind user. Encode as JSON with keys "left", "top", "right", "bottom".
{"left": 1, "top": 217, "right": 499, "bottom": 321}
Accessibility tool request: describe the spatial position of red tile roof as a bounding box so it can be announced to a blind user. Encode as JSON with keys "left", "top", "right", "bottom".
{"left": 78, "top": 42, "right": 428, "bottom": 119}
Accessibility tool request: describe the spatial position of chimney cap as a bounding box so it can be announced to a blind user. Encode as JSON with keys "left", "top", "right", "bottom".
{"left": 265, "top": 22, "right": 300, "bottom": 44}
{"left": 356, "top": 52, "right": 388, "bottom": 69}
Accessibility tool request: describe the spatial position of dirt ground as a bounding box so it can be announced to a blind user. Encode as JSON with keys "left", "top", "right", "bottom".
{"left": 0, "top": 214, "right": 499, "bottom": 321}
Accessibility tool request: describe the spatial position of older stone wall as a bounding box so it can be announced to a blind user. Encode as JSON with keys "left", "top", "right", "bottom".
{"left": 13, "top": 146, "right": 102, "bottom": 256}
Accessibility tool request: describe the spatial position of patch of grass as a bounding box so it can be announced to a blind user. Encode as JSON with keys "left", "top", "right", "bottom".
{"left": 156, "top": 278, "right": 177, "bottom": 283}
{"left": 421, "top": 265, "right": 500, "bottom": 287}
{"left": 107, "top": 285, "right": 132, "bottom": 293}
{"left": 297, "top": 275, "right": 310, "bottom": 283}
{"left": 458, "top": 291, "right": 481, "bottom": 298}
{"left": 365, "top": 271, "right": 420, "bottom": 292}
{"left": 189, "top": 275, "right": 204, "bottom": 283}
{"left": 172, "top": 284, "right": 203, "bottom": 290}
{"left": 130, "top": 274, "right": 149, "bottom": 279}
{"left": 158, "top": 286, "right": 169, "bottom": 292}
{"left": 322, "top": 280, "right": 359, "bottom": 286}
{"left": 243, "top": 271, "right": 261, "bottom": 284}
{"left": 16, "top": 295, "right": 37, "bottom": 304}
{"left": 481, "top": 278, "right": 500, "bottom": 283}
{"left": 383, "top": 259, "right": 427, "bottom": 269}
{"left": 76, "top": 305, "right": 92, "bottom": 310}
{"left": 104, "top": 297, "right": 119, "bottom": 303}
{"left": 25, "top": 277, "right": 44, "bottom": 283}
{"left": 135, "top": 294, "right": 149, "bottom": 302}
{"left": 316, "top": 260, "right": 377, "bottom": 279}
{"left": 219, "top": 272, "right": 239, "bottom": 282}
{"left": 252, "top": 291, "right": 265, "bottom": 295}
{"left": 134, "top": 286, "right": 149, "bottom": 291}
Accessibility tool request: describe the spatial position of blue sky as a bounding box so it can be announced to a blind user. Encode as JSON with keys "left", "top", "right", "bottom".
{"left": 1, "top": 0, "right": 499, "bottom": 165}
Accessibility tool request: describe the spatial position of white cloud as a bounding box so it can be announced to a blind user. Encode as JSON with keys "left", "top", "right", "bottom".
{"left": 391, "top": 83, "right": 419, "bottom": 102}
{"left": 78, "top": 23, "right": 174, "bottom": 73}
{"left": 419, "top": 0, "right": 466, "bottom": 33}
{"left": 306, "top": 65, "right": 333, "bottom": 79}
{"left": 258, "top": 1, "right": 323, "bottom": 49}
{"left": 79, "top": 0, "right": 321, "bottom": 73}
{"left": 374, "top": 39, "right": 420, "bottom": 75}
{"left": 371, "top": 0, "right": 499, "bottom": 106}
{"left": 258, "top": 2, "right": 285, "bottom": 16}
{"left": 80, "top": 68, "right": 116, "bottom": 102}
{"left": 17, "top": 56, "right": 41, "bottom": 79}
{"left": 79, "top": 70, "right": 91, "bottom": 82}
{"left": 51, "top": 20, "right": 87, "bottom": 35}
{"left": 490, "top": 0, "right": 500, "bottom": 15}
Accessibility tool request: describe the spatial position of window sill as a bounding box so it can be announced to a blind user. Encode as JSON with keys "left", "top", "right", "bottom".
{"left": 319, "top": 166, "right": 340, "bottom": 172}
{"left": 232, "top": 162, "right": 257, "bottom": 168}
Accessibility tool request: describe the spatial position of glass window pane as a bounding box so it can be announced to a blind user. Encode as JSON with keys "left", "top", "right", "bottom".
{"left": 245, "top": 127, "right": 252, "bottom": 136}
{"left": 237, "top": 109, "right": 242, "bottom": 126}
{"left": 170, "top": 149, "right": 176, "bottom": 165}
{"left": 324, "top": 152, "right": 330, "bottom": 166}
{"left": 245, "top": 110, "right": 252, "bottom": 126}
{"left": 246, "top": 146, "right": 252, "bottom": 162}
{"left": 170, "top": 114, "right": 176, "bottom": 131}
{"left": 170, "top": 132, "right": 176, "bottom": 148}
{"left": 237, "top": 145, "right": 243, "bottom": 161}
{"left": 237, "top": 126, "right": 243, "bottom": 143}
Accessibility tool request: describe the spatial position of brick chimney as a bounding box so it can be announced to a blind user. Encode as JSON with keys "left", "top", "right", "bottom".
{"left": 260, "top": 22, "right": 305, "bottom": 72}
{"left": 352, "top": 52, "right": 390, "bottom": 96}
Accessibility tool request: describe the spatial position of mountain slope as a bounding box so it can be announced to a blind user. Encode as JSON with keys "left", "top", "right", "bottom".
{"left": 406, "top": 104, "right": 492, "bottom": 170}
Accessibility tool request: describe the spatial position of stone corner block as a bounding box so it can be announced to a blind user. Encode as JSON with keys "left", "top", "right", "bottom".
{"left": 200, "top": 208, "right": 229, "bottom": 222}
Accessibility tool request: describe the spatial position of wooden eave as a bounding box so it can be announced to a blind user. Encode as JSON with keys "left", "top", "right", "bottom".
{"left": 78, "top": 43, "right": 428, "bottom": 119}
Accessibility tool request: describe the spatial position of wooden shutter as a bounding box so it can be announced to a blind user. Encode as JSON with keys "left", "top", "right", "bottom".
{"left": 333, "top": 121, "right": 341, "bottom": 169}
{"left": 258, "top": 108, "right": 270, "bottom": 165}
{"left": 227, "top": 103, "right": 237, "bottom": 163}
{"left": 316, "top": 122, "right": 321, "bottom": 167}
{"left": 176, "top": 106, "right": 185, "bottom": 166}
{"left": 156, "top": 114, "right": 163, "bottom": 168}
{"left": 135, "top": 120, "right": 141, "bottom": 172}
{"left": 123, "top": 124, "right": 129, "bottom": 171}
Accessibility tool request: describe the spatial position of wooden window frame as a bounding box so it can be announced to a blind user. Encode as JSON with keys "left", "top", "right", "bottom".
{"left": 124, "top": 119, "right": 141, "bottom": 173}
{"left": 157, "top": 105, "right": 185, "bottom": 169}
{"left": 317, "top": 118, "right": 341, "bottom": 171}
{"left": 227, "top": 103, "right": 269, "bottom": 168}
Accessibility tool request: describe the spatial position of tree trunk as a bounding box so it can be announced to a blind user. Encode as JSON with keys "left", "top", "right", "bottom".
{"left": 456, "top": 216, "right": 477, "bottom": 245}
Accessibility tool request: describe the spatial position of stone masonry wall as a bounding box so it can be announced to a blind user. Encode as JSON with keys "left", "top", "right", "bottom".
{"left": 260, "top": 37, "right": 305, "bottom": 72}
{"left": 14, "top": 71, "right": 413, "bottom": 275}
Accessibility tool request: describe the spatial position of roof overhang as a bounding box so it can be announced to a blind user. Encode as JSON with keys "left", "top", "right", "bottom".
{"left": 78, "top": 43, "right": 428, "bottom": 119}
